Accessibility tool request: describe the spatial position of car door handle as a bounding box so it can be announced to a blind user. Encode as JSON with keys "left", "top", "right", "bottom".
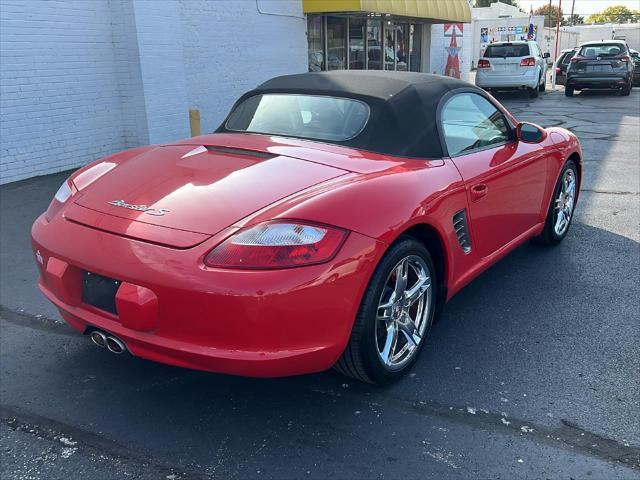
{"left": 470, "top": 184, "right": 488, "bottom": 202}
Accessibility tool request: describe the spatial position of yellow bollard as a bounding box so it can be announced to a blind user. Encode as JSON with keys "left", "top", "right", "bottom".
{"left": 189, "top": 109, "right": 201, "bottom": 137}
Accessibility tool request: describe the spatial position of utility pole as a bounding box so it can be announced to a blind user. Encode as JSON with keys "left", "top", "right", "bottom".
{"left": 570, "top": 0, "right": 575, "bottom": 25}
{"left": 552, "top": 0, "right": 562, "bottom": 90}
{"left": 554, "top": 0, "right": 562, "bottom": 61}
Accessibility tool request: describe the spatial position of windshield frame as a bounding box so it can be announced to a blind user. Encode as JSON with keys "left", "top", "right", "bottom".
{"left": 224, "top": 93, "right": 372, "bottom": 144}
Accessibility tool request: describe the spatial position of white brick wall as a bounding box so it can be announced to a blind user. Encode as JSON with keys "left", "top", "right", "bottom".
{"left": 180, "top": 0, "right": 308, "bottom": 133}
{"left": 110, "top": 0, "right": 150, "bottom": 148}
{"left": 0, "top": 0, "right": 307, "bottom": 184}
{"left": 133, "top": 0, "right": 191, "bottom": 144}
{"left": 0, "top": 0, "right": 128, "bottom": 184}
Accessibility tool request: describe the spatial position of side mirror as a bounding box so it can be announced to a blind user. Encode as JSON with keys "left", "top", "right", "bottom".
{"left": 543, "top": 52, "right": 551, "bottom": 59}
{"left": 516, "top": 122, "right": 546, "bottom": 143}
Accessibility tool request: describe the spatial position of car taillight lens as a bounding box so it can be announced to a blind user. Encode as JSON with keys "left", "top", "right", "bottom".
{"left": 620, "top": 55, "right": 631, "bottom": 62}
{"left": 555, "top": 67, "right": 561, "bottom": 74}
{"left": 204, "top": 221, "right": 348, "bottom": 269}
{"left": 478, "top": 59, "right": 491, "bottom": 69}
{"left": 54, "top": 180, "right": 73, "bottom": 203}
{"left": 520, "top": 57, "right": 536, "bottom": 67}
{"left": 45, "top": 179, "right": 77, "bottom": 221}
{"left": 570, "top": 56, "right": 581, "bottom": 63}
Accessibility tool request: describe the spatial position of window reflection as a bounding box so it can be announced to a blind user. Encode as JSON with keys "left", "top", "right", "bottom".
{"left": 409, "top": 24, "right": 422, "bottom": 72}
{"left": 396, "top": 24, "right": 408, "bottom": 71}
{"left": 307, "top": 16, "right": 324, "bottom": 72}
{"left": 306, "top": 15, "right": 424, "bottom": 73}
{"left": 349, "top": 18, "right": 365, "bottom": 70}
{"left": 327, "top": 17, "right": 346, "bottom": 70}
{"left": 367, "top": 19, "right": 382, "bottom": 70}
{"left": 384, "top": 21, "right": 395, "bottom": 70}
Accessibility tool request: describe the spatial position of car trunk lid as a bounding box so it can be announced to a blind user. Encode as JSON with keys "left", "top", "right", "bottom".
{"left": 72, "top": 144, "right": 348, "bottom": 246}
{"left": 572, "top": 56, "right": 628, "bottom": 74}
{"left": 484, "top": 56, "right": 524, "bottom": 75}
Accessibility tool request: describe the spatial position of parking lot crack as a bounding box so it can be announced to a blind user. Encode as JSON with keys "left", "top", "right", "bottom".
{"left": 0, "top": 305, "right": 75, "bottom": 336}
{"left": 303, "top": 386, "right": 640, "bottom": 471}
{"left": 0, "top": 405, "right": 207, "bottom": 480}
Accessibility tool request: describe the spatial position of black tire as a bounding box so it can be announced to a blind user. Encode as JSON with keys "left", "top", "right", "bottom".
{"left": 621, "top": 80, "right": 632, "bottom": 96}
{"left": 536, "top": 159, "right": 578, "bottom": 245}
{"left": 565, "top": 85, "right": 574, "bottom": 97}
{"left": 334, "top": 237, "right": 437, "bottom": 385}
{"left": 539, "top": 74, "right": 546, "bottom": 92}
{"left": 529, "top": 86, "right": 539, "bottom": 98}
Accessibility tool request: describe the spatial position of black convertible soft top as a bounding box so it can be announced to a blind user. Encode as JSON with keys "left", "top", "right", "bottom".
{"left": 217, "top": 71, "right": 479, "bottom": 159}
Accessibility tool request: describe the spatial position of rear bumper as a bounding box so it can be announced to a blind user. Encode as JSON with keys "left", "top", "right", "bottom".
{"left": 475, "top": 69, "right": 539, "bottom": 89}
{"left": 31, "top": 213, "right": 384, "bottom": 377}
{"left": 567, "top": 74, "right": 629, "bottom": 89}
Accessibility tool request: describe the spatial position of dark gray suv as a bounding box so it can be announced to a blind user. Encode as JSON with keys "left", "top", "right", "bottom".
{"left": 565, "top": 40, "right": 634, "bottom": 97}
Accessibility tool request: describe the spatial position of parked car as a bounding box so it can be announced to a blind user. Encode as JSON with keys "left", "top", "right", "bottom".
{"left": 476, "top": 41, "right": 550, "bottom": 98}
{"left": 553, "top": 48, "right": 578, "bottom": 86}
{"left": 32, "top": 71, "right": 582, "bottom": 384}
{"left": 565, "top": 40, "right": 634, "bottom": 97}
{"left": 630, "top": 49, "right": 640, "bottom": 86}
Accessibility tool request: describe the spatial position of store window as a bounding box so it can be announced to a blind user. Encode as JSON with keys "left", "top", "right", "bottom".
{"left": 349, "top": 18, "right": 366, "bottom": 70}
{"left": 396, "top": 24, "right": 409, "bottom": 71}
{"left": 307, "top": 16, "right": 324, "bottom": 72}
{"left": 367, "top": 19, "right": 382, "bottom": 70}
{"left": 326, "top": 16, "right": 346, "bottom": 70}
{"left": 384, "top": 21, "right": 395, "bottom": 70}
{"left": 306, "top": 15, "right": 425, "bottom": 73}
{"left": 409, "top": 24, "right": 422, "bottom": 72}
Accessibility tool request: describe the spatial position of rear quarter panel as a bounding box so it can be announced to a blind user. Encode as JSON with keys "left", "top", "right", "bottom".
{"left": 236, "top": 158, "right": 476, "bottom": 300}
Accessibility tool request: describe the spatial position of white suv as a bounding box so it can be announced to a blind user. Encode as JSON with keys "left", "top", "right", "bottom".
{"left": 475, "top": 41, "right": 550, "bottom": 98}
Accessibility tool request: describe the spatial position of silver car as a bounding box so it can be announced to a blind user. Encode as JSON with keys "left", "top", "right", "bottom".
{"left": 476, "top": 41, "right": 550, "bottom": 98}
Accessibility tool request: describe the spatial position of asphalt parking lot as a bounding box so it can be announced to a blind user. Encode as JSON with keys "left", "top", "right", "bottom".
{"left": 1, "top": 85, "right": 639, "bottom": 479}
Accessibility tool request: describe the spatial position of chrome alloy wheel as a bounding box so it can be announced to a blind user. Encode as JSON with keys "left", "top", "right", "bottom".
{"left": 554, "top": 168, "right": 577, "bottom": 236}
{"left": 375, "top": 255, "right": 432, "bottom": 370}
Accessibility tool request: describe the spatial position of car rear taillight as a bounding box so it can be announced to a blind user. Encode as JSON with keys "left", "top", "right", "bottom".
{"left": 555, "top": 67, "right": 561, "bottom": 74}
{"left": 620, "top": 55, "right": 631, "bottom": 62}
{"left": 478, "top": 59, "right": 491, "bottom": 69}
{"left": 204, "top": 221, "right": 348, "bottom": 269}
{"left": 520, "top": 57, "right": 536, "bottom": 67}
{"left": 570, "top": 56, "right": 582, "bottom": 63}
{"left": 45, "top": 179, "right": 78, "bottom": 221}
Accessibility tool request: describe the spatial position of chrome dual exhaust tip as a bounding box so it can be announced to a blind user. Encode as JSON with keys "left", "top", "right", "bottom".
{"left": 89, "top": 330, "right": 126, "bottom": 354}
{"left": 90, "top": 331, "right": 107, "bottom": 347}
{"left": 105, "top": 336, "right": 125, "bottom": 354}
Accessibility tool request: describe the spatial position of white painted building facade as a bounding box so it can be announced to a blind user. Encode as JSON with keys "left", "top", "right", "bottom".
{"left": 0, "top": 0, "right": 308, "bottom": 184}
{"left": 1, "top": 0, "right": 479, "bottom": 184}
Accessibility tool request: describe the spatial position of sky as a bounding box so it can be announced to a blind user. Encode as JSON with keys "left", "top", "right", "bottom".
{"left": 524, "top": 0, "right": 640, "bottom": 16}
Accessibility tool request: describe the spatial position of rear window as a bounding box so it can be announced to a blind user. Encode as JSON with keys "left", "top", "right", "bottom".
{"left": 561, "top": 51, "right": 576, "bottom": 65}
{"left": 483, "top": 44, "right": 530, "bottom": 58}
{"left": 579, "top": 44, "right": 626, "bottom": 58}
{"left": 226, "top": 94, "right": 370, "bottom": 142}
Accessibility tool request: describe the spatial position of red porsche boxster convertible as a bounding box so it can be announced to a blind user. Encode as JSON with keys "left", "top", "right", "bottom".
{"left": 32, "top": 71, "right": 581, "bottom": 384}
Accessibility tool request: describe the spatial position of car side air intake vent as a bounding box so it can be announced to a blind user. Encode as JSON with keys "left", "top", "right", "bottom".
{"left": 206, "top": 146, "right": 275, "bottom": 159}
{"left": 453, "top": 210, "right": 471, "bottom": 254}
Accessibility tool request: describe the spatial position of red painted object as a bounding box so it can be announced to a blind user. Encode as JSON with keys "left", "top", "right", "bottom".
{"left": 31, "top": 72, "right": 582, "bottom": 380}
